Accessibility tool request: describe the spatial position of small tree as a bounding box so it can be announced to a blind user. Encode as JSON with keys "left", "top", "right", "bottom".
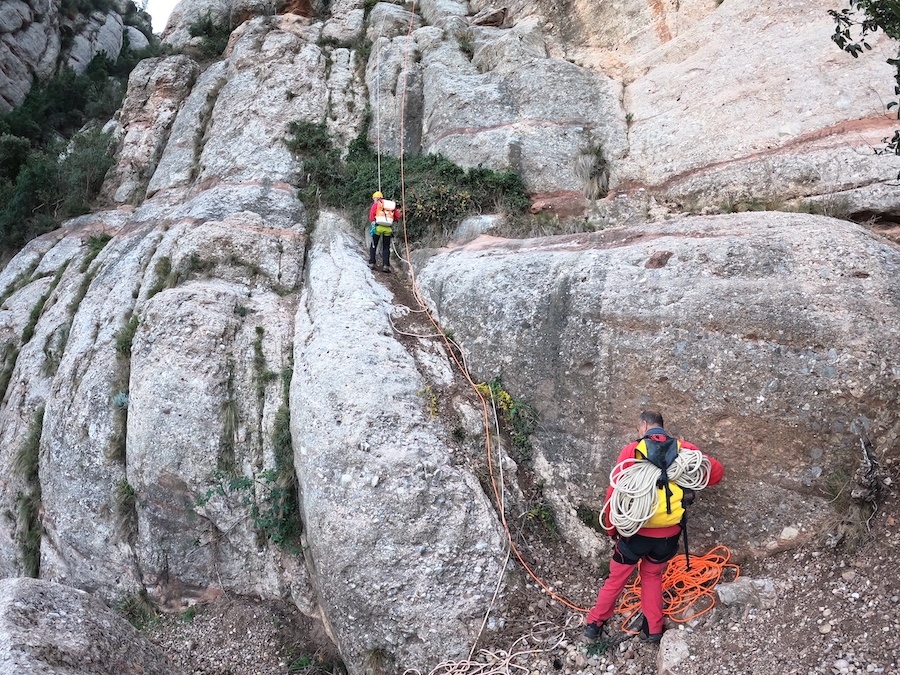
{"left": 830, "top": 1, "right": 900, "bottom": 165}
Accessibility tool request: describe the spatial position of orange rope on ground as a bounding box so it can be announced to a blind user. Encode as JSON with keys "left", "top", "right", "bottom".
{"left": 615, "top": 545, "right": 739, "bottom": 633}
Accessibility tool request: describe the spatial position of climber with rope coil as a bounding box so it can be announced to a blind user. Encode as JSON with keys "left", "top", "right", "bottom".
{"left": 368, "top": 191, "right": 402, "bottom": 273}
{"left": 584, "top": 410, "right": 724, "bottom": 644}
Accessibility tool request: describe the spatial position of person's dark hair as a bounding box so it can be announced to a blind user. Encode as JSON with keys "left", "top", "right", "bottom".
{"left": 639, "top": 410, "right": 664, "bottom": 428}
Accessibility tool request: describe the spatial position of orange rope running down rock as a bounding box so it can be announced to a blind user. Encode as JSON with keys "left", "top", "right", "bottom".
{"left": 615, "top": 545, "right": 740, "bottom": 633}
{"left": 388, "top": 3, "right": 737, "bottom": 626}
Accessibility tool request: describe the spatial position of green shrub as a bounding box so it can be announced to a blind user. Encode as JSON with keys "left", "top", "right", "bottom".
{"left": 0, "top": 37, "right": 160, "bottom": 257}
{"left": 0, "top": 134, "right": 30, "bottom": 182}
{"left": 0, "top": 344, "right": 21, "bottom": 404}
{"left": 458, "top": 31, "right": 475, "bottom": 60}
{"left": 0, "top": 128, "right": 114, "bottom": 253}
{"left": 285, "top": 121, "right": 529, "bottom": 242}
{"left": 81, "top": 233, "right": 113, "bottom": 272}
{"left": 146, "top": 256, "right": 174, "bottom": 298}
{"left": 475, "top": 376, "right": 537, "bottom": 461}
{"left": 273, "top": 404, "right": 292, "bottom": 465}
{"left": 188, "top": 11, "right": 232, "bottom": 58}
{"left": 527, "top": 503, "right": 557, "bottom": 533}
{"left": 110, "top": 313, "right": 136, "bottom": 462}
{"left": 115, "top": 315, "right": 139, "bottom": 356}
{"left": 116, "top": 591, "right": 158, "bottom": 630}
{"left": 16, "top": 492, "right": 41, "bottom": 577}
{"left": 219, "top": 364, "right": 238, "bottom": 475}
{"left": 14, "top": 407, "right": 45, "bottom": 578}
{"left": 14, "top": 407, "right": 44, "bottom": 484}
{"left": 197, "top": 469, "right": 302, "bottom": 552}
{"left": 114, "top": 479, "right": 138, "bottom": 542}
{"left": 201, "top": 360, "right": 300, "bottom": 552}
{"left": 524, "top": 480, "right": 557, "bottom": 535}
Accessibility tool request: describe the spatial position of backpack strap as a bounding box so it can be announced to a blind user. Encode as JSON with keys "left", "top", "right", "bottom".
{"left": 636, "top": 434, "right": 680, "bottom": 514}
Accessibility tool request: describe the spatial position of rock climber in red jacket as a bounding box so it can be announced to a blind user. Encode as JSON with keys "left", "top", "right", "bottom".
{"left": 368, "top": 191, "right": 402, "bottom": 273}
{"left": 584, "top": 409, "right": 724, "bottom": 643}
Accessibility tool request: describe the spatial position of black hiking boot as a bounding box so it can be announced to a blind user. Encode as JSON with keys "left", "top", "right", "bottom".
{"left": 382, "top": 265, "right": 391, "bottom": 273}
{"left": 583, "top": 621, "right": 604, "bottom": 640}
{"left": 639, "top": 616, "right": 662, "bottom": 643}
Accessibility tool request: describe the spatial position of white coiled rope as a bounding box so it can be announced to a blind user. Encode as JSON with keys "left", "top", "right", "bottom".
{"left": 603, "top": 449, "right": 711, "bottom": 538}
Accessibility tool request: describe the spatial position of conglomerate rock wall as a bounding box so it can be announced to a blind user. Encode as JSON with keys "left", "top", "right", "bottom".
{"left": 413, "top": 213, "right": 900, "bottom": 558}
{"left": 0, "top": 1, "right": 899, "bottom": 673}
{"left": 0, "top": 0, "right": 152, "bottom": 112}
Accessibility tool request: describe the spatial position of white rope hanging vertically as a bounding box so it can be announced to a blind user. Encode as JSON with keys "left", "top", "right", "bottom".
{"left": 373, "top": 9, "right": 389, "bottom": 193}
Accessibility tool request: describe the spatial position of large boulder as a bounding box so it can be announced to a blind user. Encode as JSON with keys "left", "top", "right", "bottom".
{"left": 291, "top": 212, "right": 508, "bottom": 673}
{"left": 414, "top": 212, "right": 900, "bottom": 556}
{"left": 0, "top": 577, "right": 182, "bottom": 675}
{"left": 0, "top": 184, "right": 311, "bottom": 612}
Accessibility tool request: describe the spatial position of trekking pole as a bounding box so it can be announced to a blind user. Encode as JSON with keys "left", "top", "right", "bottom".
{"left": 680, "top": 487, "right": 696, "bottom": 570}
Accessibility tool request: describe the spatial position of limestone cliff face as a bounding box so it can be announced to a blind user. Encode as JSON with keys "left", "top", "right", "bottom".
{"left": 148, "top": 0, "right": 900, "bottom": 215}
{"left": 0, "top": 0, "right": 152, "bottom": 112}
{"left": 1, "top": 1, "right": 900, "bottom": 673}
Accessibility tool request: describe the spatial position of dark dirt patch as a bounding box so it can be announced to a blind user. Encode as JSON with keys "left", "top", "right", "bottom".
{"left": 146, "top": 595, "right": 342, "bottom": 675}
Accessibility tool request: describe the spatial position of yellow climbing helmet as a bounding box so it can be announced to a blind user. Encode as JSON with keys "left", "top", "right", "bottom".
{"left": 372, "top": 191, "right": 383, "bottom": 199}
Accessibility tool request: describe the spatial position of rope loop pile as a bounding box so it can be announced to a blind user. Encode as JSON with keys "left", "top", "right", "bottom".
{"left": 604, "top": 449, "right": 711, "bottom": 538}
{"left": 616, "top": 545, "right": 740, "bottom": 631}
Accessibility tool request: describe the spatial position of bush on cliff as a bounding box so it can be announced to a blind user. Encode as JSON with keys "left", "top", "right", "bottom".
{"left": 0, "top": 38, "right": 160, "bottom": 257}
{"left": 286, "top": 120, "right": 530, "bottom": 241}
{"left": 830, "top": 0, "right": 900, "bottom": 171}
{"left": 188, "top": 11, "right": 232, "bottom": 58}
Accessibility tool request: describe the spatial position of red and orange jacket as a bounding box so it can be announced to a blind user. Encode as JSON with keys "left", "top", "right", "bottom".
{"left": 368, "top": 199, "right": 402, "bottom": 224}
{"left": 602, "top": 429, "right": 724, "bottom": 539}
